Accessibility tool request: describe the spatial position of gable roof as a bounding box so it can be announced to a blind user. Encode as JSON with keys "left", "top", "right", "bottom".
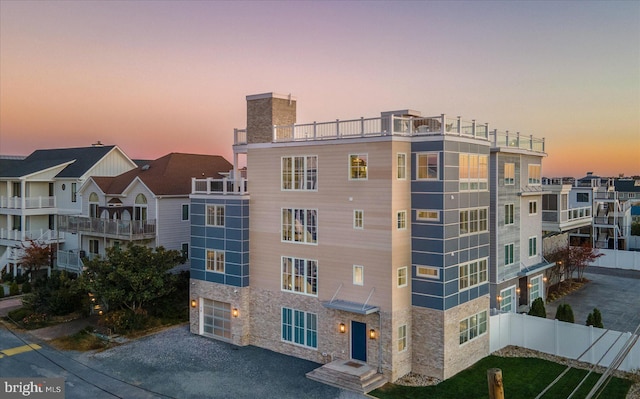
{"left": 91, "top": 153, "right": 232, "bottom": 196}
{"left": 23, "top": 145, "right": 117, "bottom": 178}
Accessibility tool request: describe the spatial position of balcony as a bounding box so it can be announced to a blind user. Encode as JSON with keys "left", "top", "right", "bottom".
{"left": 0, "top": 196, "right": 56, "bottom": 210}
{"left": 58, "top": 215, "right": 156, "bottom": 240}
{"left": 191, "top": 177, "right": 248, "bottom": 195}
{"left": 542, "top": 206, "right": 592, "bottom": 233}
{"left": 0, "top": 228, "right": 67, "bottom": 245}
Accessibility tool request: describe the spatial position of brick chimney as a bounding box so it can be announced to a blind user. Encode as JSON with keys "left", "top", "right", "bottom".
{"left": 246, "top": 93, "right": 296, "bottom": 144}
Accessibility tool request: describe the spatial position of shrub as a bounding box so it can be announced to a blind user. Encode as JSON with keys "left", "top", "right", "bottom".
{"left": 0, "top": 285, "right": 4, "bottom": 298}
{"left": 528, "top": 297, "right": 547, "bottom": 318}
{"left": 21, "top": 281, "right": 32, "bottom": 294}
{"left": 9, "top": 281, "right": 19, "bottom": 296}
{"left": 8, "top": 307, "right": 33, "bottom": 322}
{"left": 99, "top": 309, "right": 150, "bottom": 334}
{"left": 555, "top": 303, "right": 574, "bottom": 323}
{"left": 14, "top": 274, "right": 29, "bottom": 284}
{"left": 2, "top": 273, "right": 14, "bottom": 283}
{"left": 587, "top": 308, "right": 604, "bottom": 328}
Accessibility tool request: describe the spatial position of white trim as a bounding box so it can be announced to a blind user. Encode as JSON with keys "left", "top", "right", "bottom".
{"left": 353, "top": 265, "right": 364, "bottom": 286}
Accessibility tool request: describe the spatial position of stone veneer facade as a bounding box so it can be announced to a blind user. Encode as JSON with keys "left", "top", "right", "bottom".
{"left": 246, "top": 93, "right": 296, "bottom": 144}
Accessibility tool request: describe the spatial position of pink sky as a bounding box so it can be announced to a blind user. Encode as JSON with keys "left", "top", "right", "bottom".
{"left": 1, "top": 1, "right": 638, "bottom": 177}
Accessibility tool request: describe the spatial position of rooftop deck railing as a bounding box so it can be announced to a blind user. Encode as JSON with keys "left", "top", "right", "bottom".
{"left": 232, "top": 114, "right": 545, "bottom": 153}
{"left": 542, "top": 206, "right": 592, "bottom": 223}
{"left": 58, "top": 215, "right": 156, "bottom": 240}
{"left": 191, "top": 177, "right": 248, "bottom": 195}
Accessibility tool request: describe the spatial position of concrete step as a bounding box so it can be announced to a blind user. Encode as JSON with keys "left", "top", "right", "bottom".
{"left": 306, "top": 360, "right": 388, "bottom": 394}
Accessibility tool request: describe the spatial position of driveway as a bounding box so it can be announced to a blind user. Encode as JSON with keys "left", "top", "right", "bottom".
{"left": 545, "top": 267, "right": 640, "bottom": 334}
{"left": 1, "top": 324, "right": 367, "bottom": 399}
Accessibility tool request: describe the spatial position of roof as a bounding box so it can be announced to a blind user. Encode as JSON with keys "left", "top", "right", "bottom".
{"left": 614, "top": 179, "right": 640, "bottom": 193}
{"left": 91, "top": 153, "right": 232, "bottom": 196}
{"left": 24, "top": 145, "right": 116, "bottom": 178}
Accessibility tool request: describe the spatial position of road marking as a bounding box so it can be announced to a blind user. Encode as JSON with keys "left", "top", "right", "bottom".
{"left": 1, "top": 343, "right": 42, "bottom": 357}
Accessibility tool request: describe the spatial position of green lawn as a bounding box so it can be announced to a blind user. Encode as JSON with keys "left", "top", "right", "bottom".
{"left": 371, "top": 356, "right": 633, "bottom": 399}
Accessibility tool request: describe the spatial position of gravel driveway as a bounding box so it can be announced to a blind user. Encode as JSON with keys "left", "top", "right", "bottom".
{"left": 77, "top": 325, "right": 367, "bottom": 399}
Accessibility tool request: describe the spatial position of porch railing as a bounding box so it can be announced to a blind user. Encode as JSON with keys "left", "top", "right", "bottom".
{"left": 0, "top": 228, "right": 67, "bottom": 243}
{"left": 57, "top": 215, "right": 156, "bottom": 240}
{"left": 191, "top": 177, "right": 248, "bottom": 195}
{"left": 0, "top": 196, "right": 56, "bottom": 209}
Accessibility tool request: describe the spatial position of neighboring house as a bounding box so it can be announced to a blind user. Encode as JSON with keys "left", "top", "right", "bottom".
{"left": 489, "top": 131, "right": 553, "bottom": 313}
{"left": 189, "top": 92, "right": 550, "bottom": 388}
{"left": 0, "top": 144, "right": 138, "bottom": 277}
{"left": 57, "top": 153, "right": 232, "bottom": 273}
{"left": 541, "top": 178, "right": 593, "bottom": 245}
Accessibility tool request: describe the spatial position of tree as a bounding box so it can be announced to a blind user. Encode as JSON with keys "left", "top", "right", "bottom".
{"left": 569, "top": 243, "right": 603, "bottom": 281}
{"left": 544, "top": 243, "right": 603, "bottom": 285}
{"left": 528, "top": 297, "right": 547, "bottom": 318}
{"left": 555, "top": 303, "right": 574, "bottom": 323}
{"left": 586, "top": 308, "right": 604, "bottom": 328}
{"left": 19, "top": 239, "right": 52, "bottom": 280}
{"left": 78, "top": 244, "right": 183, "bottom": 313}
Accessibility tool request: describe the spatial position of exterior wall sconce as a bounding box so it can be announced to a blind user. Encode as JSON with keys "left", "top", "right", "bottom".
{"left": 516, "top": 287, "right": 521, "bottom": 295}
{"left": 191, "top": 299, "right": 197, "bottom": 308}
{"left": 542, "top": 276, "right": 548, "bottom": 283}
{"left": 369, "top": 329, "right": 376, "bottom": 340}
{"left": 528, "top": 283, "right": 533, "bottom": 288}
{"left": 232, "top": 308, "right": 239, "bottom": 318}
{"left": 339, "top": 323, "right": 346, "bottom": 333}
{"left": 496, "top": 295, "right": 502, "bottom": 303}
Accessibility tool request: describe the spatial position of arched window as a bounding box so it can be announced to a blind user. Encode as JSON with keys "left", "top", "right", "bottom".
{"left": 134, "top": 194, "right": 147, "bottom": 221}
{"left": 89, "top": 192, "right": 99, "bottom": 218}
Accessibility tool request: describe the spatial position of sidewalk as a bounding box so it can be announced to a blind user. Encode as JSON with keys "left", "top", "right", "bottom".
{"left": 30, "top": 317, "right": 98, "bottom": 340}
{"left": 0, "top": 296, "right": 23, "bottom": 317}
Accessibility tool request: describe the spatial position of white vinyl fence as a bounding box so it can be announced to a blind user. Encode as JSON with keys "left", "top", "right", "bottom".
{"left": 490, "top": 312, "right": 640, "bottom": 372}
{"left": 590, "top": 249, "right": 640, "bottom": 271}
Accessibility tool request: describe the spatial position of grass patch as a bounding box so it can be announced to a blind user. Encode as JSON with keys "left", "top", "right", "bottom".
{"left": 371, "top": 356, "right": 633, "bottom": 399}
{"left": 49, "top": 327, "right": 108, "bottom": 351}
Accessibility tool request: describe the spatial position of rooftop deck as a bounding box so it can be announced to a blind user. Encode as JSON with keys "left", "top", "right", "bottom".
{"left": 233, "top": 114, "right": 545, "bottom": 153}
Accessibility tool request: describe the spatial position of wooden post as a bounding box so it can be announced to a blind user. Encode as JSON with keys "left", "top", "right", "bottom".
{"left": 488, "top": 368, "right": 505, "bottom": 399}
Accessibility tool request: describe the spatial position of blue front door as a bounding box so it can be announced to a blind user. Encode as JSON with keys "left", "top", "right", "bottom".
{"left": 351, "top": 321, "right": 367, "bottom": 362}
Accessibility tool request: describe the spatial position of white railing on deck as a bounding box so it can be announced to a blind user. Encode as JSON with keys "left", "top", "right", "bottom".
{"left": 0, "top": 196, "right": 56, "bottom": 209}
{"left": 234, "top": 129, "right": 247, "bottom": 145}
{"left": 0, "top": 229, "right": 66, "bottom": 242}
{"left": 57, "top": 215, "right": 156, "bottom": 239}
{"left": 55, "top": 250, "right": 84, "bottom": 273}
{"left": 191, "top": 177, "right": 248, "bottom": 195}
{"left": 489, "top": 130, "right": 545, "bottom": 153}
{"left": 542, "top": 206, "right": 592, "bottom": 223}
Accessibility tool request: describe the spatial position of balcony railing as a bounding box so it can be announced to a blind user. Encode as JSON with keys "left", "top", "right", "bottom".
{"left": 55, "top": 250, "right": 84, "bottom": 273}
{"left": 234, "top": 129, "right": 247, "bottom": 145}
{"left": 0, "top": 196, "right": 56, "bottom": 209}
{"left": 191, "top": 177, "right": 248, "bottom": 195}
{"left": 58, "top": 215, "right": 156, "bottom": 240}
{"left": 542, "top": 206, "right": 592, "bottom": 223}
{"left": 489, "top": 131, "right": 545, "bottom": 153}
{"left": 0, "top": 228, "right": 67, "bottom": 243}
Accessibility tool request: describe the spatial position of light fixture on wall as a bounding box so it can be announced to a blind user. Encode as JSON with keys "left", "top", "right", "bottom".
{"left": 369, "top": 329, "right": 376, "bottom": 340}
{"left": 339, "top": 323, "right": 346, "bottom": 334}
{"left": 497, "top": 295, "right": 502, "bottom": 303}
{"left": 516, "top": 287, "right": 521, "bottom": 295}
{"left": 232, "top": 308, "right": 239, "bottom": 318}
{"left": 191, "top": 299, "right": 197, "bottom": 308}
{"left": 528, "top": 283, "right": 533, "bottom": 289}
{"left": 542, "top": 276, "right": 548, "bottom": 283}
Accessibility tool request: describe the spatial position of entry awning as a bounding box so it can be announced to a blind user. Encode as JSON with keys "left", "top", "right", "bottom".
{"left": 322, "top": 299, "right": 380, "bottom": 315}
{"left": 518, "top": 259, "right": 556, "bottom": 277}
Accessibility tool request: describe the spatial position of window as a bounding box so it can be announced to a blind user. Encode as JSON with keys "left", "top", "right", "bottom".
{"left": 458, "top": 258, "right": 488, "bottom": 290}
{"left": 349, "top": 154, "right": 368, "bottom": 180}
{"left": 397, "top": 267, "right": 408, "bottom": 287}
{"left": 416, "top": 210, "right": 439, "bottom": 221}
{"left": 500, "top": 287, "right": 515, "bottom": 312}
{"left": 282, "top": 257, "right": 317, "bottom": 296}
{"left": 397, "top": 210, "right": 407, "bottom": 230}
{"left": 504, "top": 163, "right": 515, "bottom": 185}
{"left": 282, "top": 308, "right": 317, "bottom": 349}
{"left": 397, "top": 153, "right": 406, "bottom": 180}
{"left": 182, "top": 204, "right": 189, "bottom": 221}
{"left": 206, "top": 249, "right": 225, "bottom": 273}
{"left": 202, "top": 299, "right": 231, "bottom": 339}
{"left": 71, "top": 182, "right": 77, "bottom": 202}
{"left": 206, "top": 205, "right": 225, "bottom": 226}
{"left": 181, "top": 243, "right": 189, "bottom": 260}
{"left": 459, "top": 311, "right": 488, "bottom": 345}
{"left": 397, "top": 325, "right": 407, "bottom": 352}
{"left": 528, "top": 164, "right": 541, "bottom": 185}
{"left": 353, "top": 265, "right": 364, "bottom": 286}
{"left": 528, "top": 236, "right": 537, "bottom": 257}
{"left": 459, "top": 208, "right": 488, "bottom": 235}
{"left": 505, "top": 204, "right": 514, "bottom": 225}
{"left": 529, "top": 276, "right": 542, "bottom": 303}
{"left": 577, "top": 192, "right": 589, "bottom": 203}
{"left": 630, "top": 193, "right": 636, "bottom": 199}
{"left": 282, "top": 208, "right": 318, "bottom": 244}
{"left": 12, "top": 182, "right": 21, "bottom": 197}
{"left": 134, "top": 194, "right": 147, "bottom": 221}
{"left": 89, "top": 192, "right": 99, "bottom": 218}
{"left": 282, "top": 156, "right": 318, "bottom": 190}
{"left": 459, "top": 153, "right": 488, "bottom": 191}
{"left": 505, "top": 243, "right": 514, "bottom": 266}
{"left": 529, "top": 200, "right": 537, "bottom": 215}
{"left": 416, "top": 266, "right": 439, "bottom": 279}
{"left": 354, "top": 210, "right": 364, "bottom": 229}
{"left": 89, "top": 239, "right": 99, "bottom": 256}
{"left": 417, "top": 153, "right": 438, "bottom": 180}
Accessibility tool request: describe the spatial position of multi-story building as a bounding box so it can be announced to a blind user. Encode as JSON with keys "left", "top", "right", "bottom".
{"left": 0, "top": 144, "right": 137, "bottom": 277}
{"left": 56, "top": 153, "right": 232, "bottom": 272}
{"left": 189, "top": 93, "right": 548, "bottom": 389}
{"left": 541, "top": 178, "right": 593, "bottom": 246}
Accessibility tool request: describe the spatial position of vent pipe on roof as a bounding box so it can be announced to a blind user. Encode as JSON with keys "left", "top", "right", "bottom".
{"left": 92, "top": 141, "right": 104, "bottom": 147}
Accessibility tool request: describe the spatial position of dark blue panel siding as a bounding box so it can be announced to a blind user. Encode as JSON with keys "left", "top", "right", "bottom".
{"left": 412, "top": 293, "right": 444, "bottom": 310}
{"left": 444, "top": 295, "right": 459, "bottom": 309}
{"left": 190, "top": 197, "right": 250, "bottom": 288}
{"left": 413, "top": 279, "right": 444, "bottom": 296}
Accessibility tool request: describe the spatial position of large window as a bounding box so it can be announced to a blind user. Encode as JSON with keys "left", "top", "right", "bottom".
{"left": 528, "top": 236, "right": 537, "bottom": 257}
{"left": 282, "top": 155, "right": 318, "bottom": 190}
{"left": 354, "top": 210, "right": 364, "bottom": 229}
{"left": 282, "top": 208, "right": 318, "bottom": 244}
{"left": 182, "top": 204, "right": 189, "bottom": 221}
{"left": 416, "top": 153, "right": 438, "bottom": 180}
{"left": 577, "top": 192, "right": 589, "bottom": 203}
{"left": 459, "top": 311, "right": 488, "bottom": 345}
{"left": 529, "top": 276, "right": 542, "bottom": 303}
{"left": 89, "top": 239, "right": 99, "bottom": 256}
{"left": 397, "top": 210, "right": 407, "bottom": 230}
{"left": 505, "top": 204, "right": 514, "bottom": 225}
{"left": 206, "top": 205, "right": 225, "bottom": 226}
{"left": 505, "top": 243, "right": 514, "bottom": 266}
{"left": 504, "top": 163, "right": 515, "bottom": 185}
{"left": 459, "top": 258, "right": 488, "bottom": 290}
{"left": 528, "top": 164, "right": 541, "bottom": 185}
{"left": 500, "top": 286, "right": 516, "bottom": 312}
{"left": 459, "top": 208, "right": 488, "bottom": 235}
{"left": 282, "top": 308, "right": 317, "bottom": 349}
{"left": 397, "top": 153, "right": 406, "bottom": 180}
{"left": 397, "top": 267, "right": 408, "bottom": 288}
{"left": 134, "top": 193, "right": 147, "bottom": 221}
{"left": 459, "top": 153, "right": 488, "bottom": 191}
{"left": 282, "top": 257, "right": 317, "bottom": 296}
{"left": 202, "top": 299, "right": 231, "bottom": 340}
{"left": 349, "top": 154, "right": 368, "bottom": 180}
{"left": 397, "top": 325, "right": 407, "bottom": 352}
{"left": 206, "top": 249, "right": 225, "bottom": 273}
{"left": 89, "top": 192, "right": 99, "bottom": 218}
